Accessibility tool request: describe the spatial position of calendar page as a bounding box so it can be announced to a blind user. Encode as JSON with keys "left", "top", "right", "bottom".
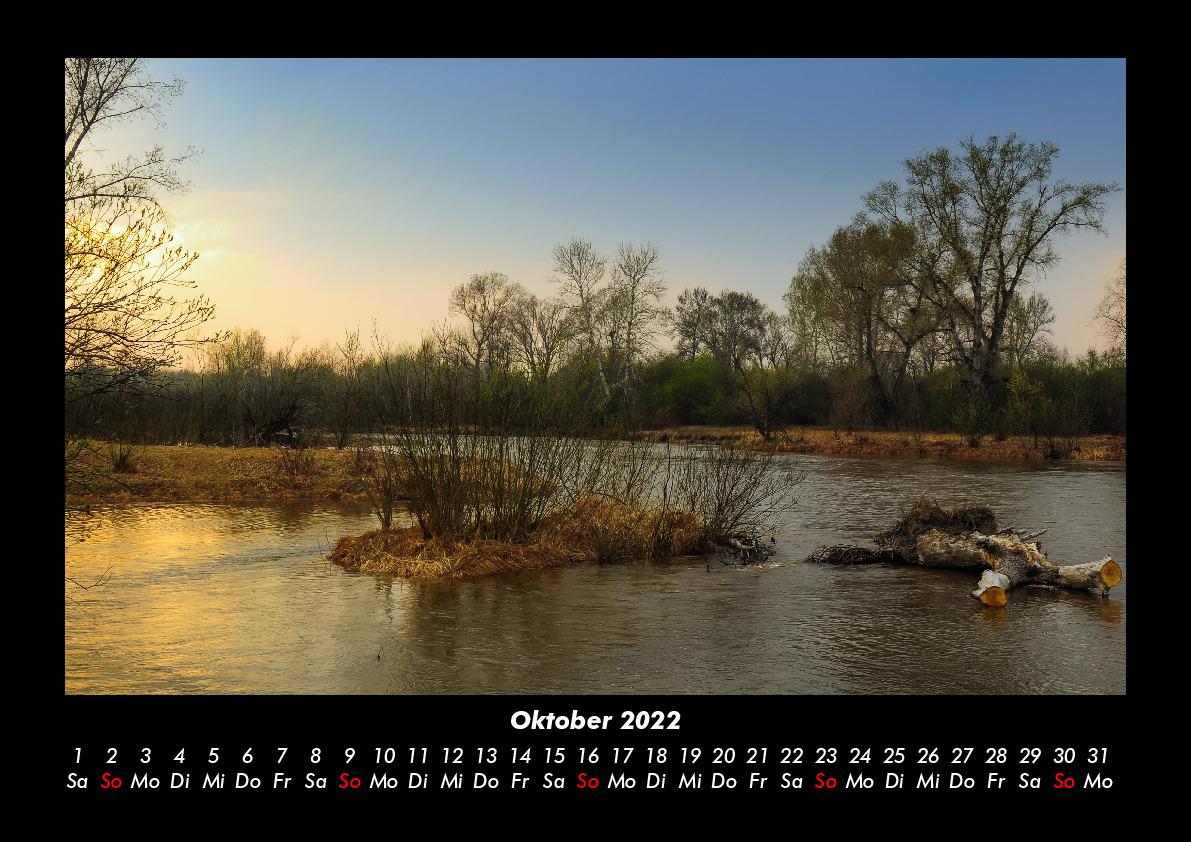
{"left": 62, "top": 53, "right": 1131, "bottom": 817}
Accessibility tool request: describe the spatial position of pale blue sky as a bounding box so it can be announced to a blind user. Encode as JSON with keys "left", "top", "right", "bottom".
{"left": 98, "top": 58, "right": 1126, "bottom": 354}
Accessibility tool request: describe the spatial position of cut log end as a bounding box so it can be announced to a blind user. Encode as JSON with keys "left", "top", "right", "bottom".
{"left": 972, "top": 569, "right": 1010, "bottom": 606}
{"left": 1032, "top": 555, "right": 1122, "bottom": 594}
{"left": 978, "top": 585, "right": 1007, "bottom": 607}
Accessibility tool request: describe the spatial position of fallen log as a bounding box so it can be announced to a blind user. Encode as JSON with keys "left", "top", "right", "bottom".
{"left": 915, "top": 529, "right": 1121, "bottom": 605}
{"left": 806, "top": 497, "right": 1122, "bottom": 605}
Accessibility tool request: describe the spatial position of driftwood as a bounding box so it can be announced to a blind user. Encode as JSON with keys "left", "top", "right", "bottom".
{"left": 807, "top": 498, "right": 1122, "bottom": 606}
{"left": 716, "top": 534, "right": 777, "bottom": 565}
{"left": 805, "top": 546, "right": 898, "bottom": 565}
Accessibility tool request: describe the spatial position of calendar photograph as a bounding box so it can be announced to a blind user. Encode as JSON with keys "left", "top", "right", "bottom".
{"left": 64, "top": 57, "right": 1126, "bottom": 699}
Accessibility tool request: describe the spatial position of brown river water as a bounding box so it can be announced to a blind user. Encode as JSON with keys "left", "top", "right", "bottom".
{"left": 65, "top": 453, "right": 1125, "bottom": 695}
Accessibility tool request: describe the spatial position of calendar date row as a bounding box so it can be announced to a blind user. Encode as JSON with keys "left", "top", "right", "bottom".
{"left": 72, "top": 745, "right": 1112, "bottom": 767}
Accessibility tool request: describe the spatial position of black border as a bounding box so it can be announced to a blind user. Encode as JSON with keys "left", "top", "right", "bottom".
{"left": 57, "top": 54, "right": 1136, "bottom": 819}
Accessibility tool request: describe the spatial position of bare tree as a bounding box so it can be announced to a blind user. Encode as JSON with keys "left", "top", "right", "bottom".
{"left": 704, "top": 290, "right": 765, "bottom": 365}
{"left": 671, "top": 286, "right": 715, "bottom": 360}
{"left": 65, "top": 58, "right": 215, "bottom": 492}
{"left": 199, "top": 329, "right": 318, "bottom": 446}
{"left": 65, "top": 58, "right": 193, "bottom": 205}
{"left": 551, "top": 238, "right": 612, "bottom": 400}
{"left": 447, "top": 272, "right": 521, "bottom": 372}
{"left": 1002, "top": 291, "right": 1057, "bottom": 369}
{"left": 65, "top": 207, "right": 207, "bottom": 404}
{"left": 866, "top": 134, "right": 1117, "bottom": 402}
{"left": 731, "top": 307, "right": 798, "bottom": 441}
{"left": 607, "top": 242, "right": 666, "bottom": 410}
{"left": 328, "top": 328, "right": 365, "bottom": 448}
{"left": 508, "top": 291, "right": 574, "bottom": 382}
{"left": 1096, "top": 259, "right": 1126, "bottom": 358}
{"left": 788, "top": 217, "right": 938, "bottom": 424}
{"left": 696, "top": 290, "right": 798, "bottom": 440}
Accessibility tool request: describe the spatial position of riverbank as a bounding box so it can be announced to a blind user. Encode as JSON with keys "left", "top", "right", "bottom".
{"left": 635, "top": 426, "right": 1125, "bottom": 462}
{"left": 65, "top": 444, "right": 369, "bottom": 506}
{"left": 66, "top": 426, "right": 1125, "bottom": 507}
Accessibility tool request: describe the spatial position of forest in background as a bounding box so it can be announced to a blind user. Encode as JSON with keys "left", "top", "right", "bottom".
{"left": 67, "top": 248, "right": 1125, "bottom": 455}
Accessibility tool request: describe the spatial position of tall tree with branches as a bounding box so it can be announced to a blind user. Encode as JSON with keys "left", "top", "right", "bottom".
{"left": 789, "top": 217, "right": 939, "bottom": 424}
{"left": 552, "top": 238, "right": 613, "bottom": 401}
{"left": 1096, "top": 259, "right": 1126, "bottom": 359}
{"left": 65, "top": 58, "right": 215, "bottom": 492}
{"left": 607, "top": 242, "right": 666, "bottom": 413}
{"left": 865, "top": 134, "right": 1117, "bottom": 404}
{"left": 671, "top": 286, "right": 715, "bottom": 360}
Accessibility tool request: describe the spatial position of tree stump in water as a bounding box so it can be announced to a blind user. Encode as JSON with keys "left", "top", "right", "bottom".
{"left": 807, "top": 497, "right": 1122, "bottom": 605}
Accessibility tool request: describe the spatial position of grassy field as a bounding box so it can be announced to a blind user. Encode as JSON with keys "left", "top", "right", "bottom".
{"left": 637, "top": 425, "right": 1126, "bottom": 462}
{"left": 66, "top": 444, "right": 370, "bottom": 506}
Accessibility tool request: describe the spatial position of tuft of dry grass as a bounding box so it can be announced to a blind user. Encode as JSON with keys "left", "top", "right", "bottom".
{"left": 328, "top": 527, "right": 583, "bottom": 579}
{"left": 543, "top": 497, "right": 707, "bottom": 564}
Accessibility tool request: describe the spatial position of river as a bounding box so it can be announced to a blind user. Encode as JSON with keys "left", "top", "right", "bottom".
{"left": 65, "top": 453, "right": 1125, "bottom": 694}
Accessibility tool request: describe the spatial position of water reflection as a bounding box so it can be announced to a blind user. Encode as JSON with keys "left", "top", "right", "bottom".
{"left": 65, "top": 454, "right": 1125, "bottom": 694}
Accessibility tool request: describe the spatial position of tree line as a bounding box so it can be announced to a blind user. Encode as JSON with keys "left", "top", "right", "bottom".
{"left": 68, "top": 238, "right": 1125, "bottom": 457}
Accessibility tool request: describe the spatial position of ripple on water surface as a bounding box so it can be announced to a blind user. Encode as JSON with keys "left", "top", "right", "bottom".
{"left": 65, "top": 455, "right": 1125, "bottom": 694}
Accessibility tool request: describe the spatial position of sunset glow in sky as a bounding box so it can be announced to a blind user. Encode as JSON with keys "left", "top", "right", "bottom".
{"left": 93, "top": 58, "right": 1126, "bottom": 355}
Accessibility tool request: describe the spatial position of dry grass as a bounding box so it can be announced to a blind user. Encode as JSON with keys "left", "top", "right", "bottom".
{"left": 66, "top": 444, "right": 373, "bottom": 505}
{"left": 875, "top": 497, "right": 999, "bottom": 559}
{"left": 329, "top": 496, "right": 712, "bottom": 579}
{"left": 544, "top": 497, "right": 707, "bottom": 563}
{"left": 637, "top": 425, "right": 1126, "bottom": 462}
{"left": 328, "top": 527, "right": 581, "bottom": 579}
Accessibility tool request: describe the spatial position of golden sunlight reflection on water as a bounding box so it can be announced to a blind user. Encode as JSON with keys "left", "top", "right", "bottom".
{"left": 65, "top": 454, "right": 1125, "bottom": 695}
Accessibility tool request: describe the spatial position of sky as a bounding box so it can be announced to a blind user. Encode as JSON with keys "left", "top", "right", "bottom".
{"left": 93, "top": 58, "right": 1126, "bottom": 355}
